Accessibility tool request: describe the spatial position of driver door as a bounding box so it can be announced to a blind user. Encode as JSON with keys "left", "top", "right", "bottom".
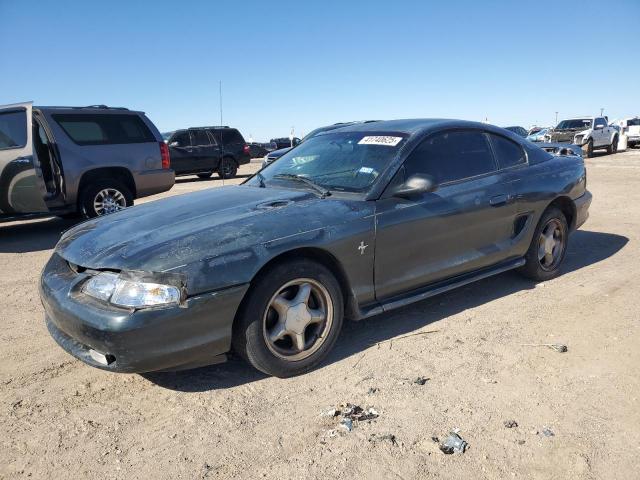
{"left": 593, "top": 117, "right": 607, "bottom": 147}
{"left": 0, "top": 102, "right": 49, "bottom": 215}
{"left": 374, "top": 129, "right": 517, "bottom": 301}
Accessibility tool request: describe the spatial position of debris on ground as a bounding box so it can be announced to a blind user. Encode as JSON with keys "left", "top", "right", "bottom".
{"left": 504, "top": 420, "right": 518, "bottom": 428}
{"left": 367, "top": 387, "right": 379, "bottom": 395}
{"left": 339, "top": 418, "right": 353, "bottom": 432}
{"left": 521, "top": 343, "right": 568, "bottom": 353}
{"left": 439, "top": 430, "right": 468, "bottom": 454}
{"left": 320, "top": 403, "right": 379, "bottom": 436}
{"left": 369, "top": 433, "right": 398, "bottom": 446}
{"left": 413, "top": 376, "right": 430, "bottom": 386}
{"left": 540, "top": 427, "right": 555, "bottom": 437}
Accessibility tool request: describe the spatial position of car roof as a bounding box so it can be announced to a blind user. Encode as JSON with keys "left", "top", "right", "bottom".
{"left": 316, "top": 118, "right": 504, "bottom": 137}
{"left": 35, "top": 105, "right": 143, "bottom": 114}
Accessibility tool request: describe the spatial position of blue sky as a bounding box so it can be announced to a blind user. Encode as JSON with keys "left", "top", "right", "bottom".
{"left": 1, "top": 0, "right": 638, "bottom": 141}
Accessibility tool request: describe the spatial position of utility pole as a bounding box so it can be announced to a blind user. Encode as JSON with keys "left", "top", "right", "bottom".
{"left": 555, "top": 111, "right": 558, "bottom": 125}
{"left": 600, "top": 108, "right": 604, "bottom": 117}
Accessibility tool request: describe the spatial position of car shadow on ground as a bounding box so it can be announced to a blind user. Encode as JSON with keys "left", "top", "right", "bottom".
{"left": 144, "top": 229, "right": 628, "bottom": 392}
{"left": 175, "top": 174, "right": 252, "bottom": 184}
{"left": 0, "top": 217, "right": 78, "bottom": 254}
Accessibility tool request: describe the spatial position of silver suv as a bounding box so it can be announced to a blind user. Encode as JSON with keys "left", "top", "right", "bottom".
{"left": 0, "top": 102, "right": 174, "bottom": 221}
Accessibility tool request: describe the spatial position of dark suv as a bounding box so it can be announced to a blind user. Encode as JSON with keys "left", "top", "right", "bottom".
{"left": 0, "top": 102, "right": 174, "bottom": 221}
{"left": 165, "top": 127, "right": 250, "bottom": 179}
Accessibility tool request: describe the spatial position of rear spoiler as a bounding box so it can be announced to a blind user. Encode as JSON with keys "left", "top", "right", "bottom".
{"left": 538, "top": 142, "right": 583, "bottom": 157}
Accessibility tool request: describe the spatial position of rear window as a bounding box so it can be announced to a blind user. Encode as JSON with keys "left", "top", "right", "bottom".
{"left": 52, "top": 113, "right": 155, "bottom": 145}
{"left": 489, "top": 134, "right": 526, "bottom": 168}
{"left": 211, "top": 128, "right": 245, "bottom": 145}
{"left": 0, "top": 109, "right": 27, "bottom": 150}
{"left": 627, "top": 118, "right": 640, "bottom": 127}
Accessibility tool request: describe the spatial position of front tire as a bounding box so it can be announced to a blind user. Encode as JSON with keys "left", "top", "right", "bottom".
{"left": 517, "top": 207, "right": 568, "bottom": 281}
{"left": 583, "top": 138, "right": 594, "bottom": 158}
{"left": 80, "top": 179, "right": 133, "bottom": 219}
{"left": 607, "top": 136, "right": 618, "bottom": 154}
{"left": 233, "top": 259, "right": 344, "bottom": 377}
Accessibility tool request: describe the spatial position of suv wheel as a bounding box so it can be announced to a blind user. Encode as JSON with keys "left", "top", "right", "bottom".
{"left": 232, "top": 259, "right": 344, "bottom": 377}
{"left": 218, "top": 158, "right": 238, "bottom": 179}
{"left": 517, "top": 207, "right": 568, "bottom": 281}
{"left": 80, "top": 179, "right": 133, "bottom": 219}
{"left": 583, "top": 138, "right": 594, "bottom": 158}
{"left": 607, "top": 135, "right": 618, "bottom": 154}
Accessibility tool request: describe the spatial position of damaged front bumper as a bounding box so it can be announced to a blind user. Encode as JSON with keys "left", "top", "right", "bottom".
{"left": 39, "top": 253, "right": 249, "bottom": 373}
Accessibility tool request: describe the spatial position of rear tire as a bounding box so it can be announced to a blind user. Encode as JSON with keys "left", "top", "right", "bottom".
{"left": 517, "top": 207, "right": 569, "bottom": 281}
{"left": 80, "top": 179, "right": 133, "bottom": 219}
{"left": 232, "top": 259, "right": 344, "bottom": 377}
{"left": 217, "top": 157, "right": 238, "bottom": 179}
{"left": 607, "top": 136, "right": 618, "bottom": 154}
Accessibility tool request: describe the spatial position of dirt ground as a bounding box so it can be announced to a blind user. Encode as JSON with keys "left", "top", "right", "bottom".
{"left": 1, "top": 151, "right": 639, "bottom": 480}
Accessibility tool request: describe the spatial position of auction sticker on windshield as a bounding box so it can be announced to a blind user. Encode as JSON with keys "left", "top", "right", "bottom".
{"left": 358, "top": 136, "right": 403, "bottom": 147}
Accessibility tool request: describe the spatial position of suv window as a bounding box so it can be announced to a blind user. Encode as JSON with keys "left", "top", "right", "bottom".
{"left": 211, "top": 128, "right": 244, "bottom": 145}
{"left": 191, "top": 129, "right": 211, "bottom": 146}
{"left": 404, "top": 130, "right": 496, "bottom": 184}
{"left": 172, "top": 131, "right": 191, "bottom": 147}
{"left": 52, "top": 113, "right": 155, "bottom": 145}
{"left": 489, "top": 134, "right": 526, "bottom": 168}
{"left": 627, "top": 118, "right": 640, "bottom": 127}
{"left": 0, "top": 110, "right": 28, "bottom": 149}
{"left": 206, "top": 131, "right": 218, "bottom": 145}
{"left": 594, "top": 117, "right": 607, "bottom": 128}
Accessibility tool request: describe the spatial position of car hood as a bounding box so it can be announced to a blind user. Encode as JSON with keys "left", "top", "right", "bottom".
{"left": 55, "top": 185, "right": 369, "bottom": 293}
{"left": 267, "top": 147, "right": 292, "bottom": 159}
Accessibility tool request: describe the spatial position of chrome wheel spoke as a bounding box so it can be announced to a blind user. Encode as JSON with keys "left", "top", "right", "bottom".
{"left": 268, "top": 321, "right": 287, "bottom": 343}
{"left": 308, "top": 308, "right": 325, "bottom": 324}
{"left": 292, "top": 332, "right": 306, "bottom": 352}
{"left": 544, "top": 252, "right": 553, "bottom": 265}
{"left": 538, "top": 240, "right": 547, "bottom": 260}
{"left": 271, "top": 295, "right": 291, "bottom": 316}
{"left": 293, "top": 282, "right": 312, "bottom": 305}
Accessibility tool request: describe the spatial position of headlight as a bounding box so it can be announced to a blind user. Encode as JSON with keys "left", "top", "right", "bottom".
{"left": 82, "top": 272, "right": 181, "bottom": 308}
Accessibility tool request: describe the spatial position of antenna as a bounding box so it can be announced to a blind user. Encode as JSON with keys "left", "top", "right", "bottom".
{"left": 219, "top": 80, "right": 224, "bottom": 186}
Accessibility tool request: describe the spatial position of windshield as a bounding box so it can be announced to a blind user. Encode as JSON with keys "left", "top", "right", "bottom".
{"left": 248, "top": 131, "right": 408, "bottom": 193}
{"left": 529, "top": 128, "right": 547, "bottom": 137}
{"left": 556, "top": 119, "right": 591, "bottom": 130}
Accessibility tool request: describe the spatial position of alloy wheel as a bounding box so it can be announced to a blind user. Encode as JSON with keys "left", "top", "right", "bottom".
{"left": 93, "top": 188, "right": 127, "bottom": 215}
{"left": 537, "top": 219, "right": 565, "bottom": 271}
{"left": 262, "top": 278, "right": 333, "bottom": 361}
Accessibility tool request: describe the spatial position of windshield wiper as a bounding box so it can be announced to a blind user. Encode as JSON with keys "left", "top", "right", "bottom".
{"left": 273, "top": 174, "right": 331, "bottom": 198}
{"left": 255, "top": 171, "right": 266, "bottom": 188}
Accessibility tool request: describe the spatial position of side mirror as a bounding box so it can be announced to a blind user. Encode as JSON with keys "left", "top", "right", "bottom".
{"left": 169, "top": 141, "right": 179, "bottom": 147}
{"left": 392, "top": 174, "right": 438, "bottom": 199}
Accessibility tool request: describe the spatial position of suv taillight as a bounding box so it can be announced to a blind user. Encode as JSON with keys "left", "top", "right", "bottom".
{"left": 243, "top": 144, "right": 250, "bottom": 155}
{"left": 160, "top": 142, "right": 170, "bottom": 169}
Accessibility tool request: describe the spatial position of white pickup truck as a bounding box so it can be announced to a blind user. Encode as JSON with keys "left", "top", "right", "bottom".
{"left": 544, "top": 117, "right": 618, "bottom": 157}
{"left": 612, "top": 117, "right": 640, "bottom": 148}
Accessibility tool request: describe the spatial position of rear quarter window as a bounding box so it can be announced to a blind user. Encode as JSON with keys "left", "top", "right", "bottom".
{"left": 0, "top": 110, "right": 27, "bottom": 150}
{"left": 52, "top": 113, "right": 155, "bottom": 145}
{"left": 488, "top": 134, "right": 526, "bottom": 169}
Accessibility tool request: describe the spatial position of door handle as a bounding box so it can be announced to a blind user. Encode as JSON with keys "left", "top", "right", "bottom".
{"left": 489, "top": 194, "right": 509, "bottom": 206}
